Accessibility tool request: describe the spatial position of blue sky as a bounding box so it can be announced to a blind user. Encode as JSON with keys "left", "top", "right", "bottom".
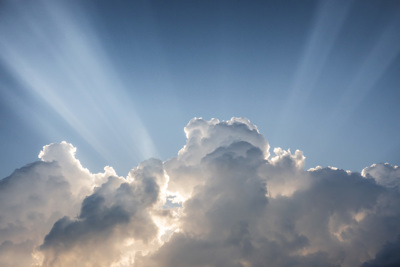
{"left": 1, "top": 0, "right": 399, "bottom": 178}
{"left": 2, "top": 1, "right": 400, "bottom": 266}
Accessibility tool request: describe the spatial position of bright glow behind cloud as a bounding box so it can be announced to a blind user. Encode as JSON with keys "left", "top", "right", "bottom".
{"left": 0, "top": 0, "right": 399, "bottom": 265}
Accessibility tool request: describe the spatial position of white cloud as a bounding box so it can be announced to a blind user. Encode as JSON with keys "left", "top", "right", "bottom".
{"left": 166, "top": 117, "right": 269, "bottom": 200}
{"left": 0, "top": 142, "right": 106, "bottom": 266}
{"left": 362, "top": 163, "right": 400, "bottom": 190}
{"left": 0, "top": 118, "right": 399, "bottom": 266}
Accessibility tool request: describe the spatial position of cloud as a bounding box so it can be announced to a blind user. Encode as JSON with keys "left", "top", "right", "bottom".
{"left": 0, "top": 142, "right": 115, "bottom": 266}
{"left": 165, "top": 117, "right": 269, "bottom": 200}
{"left": 361, "top": 235, "right": 400, "bottom": 267}
{"left": 40, "top": 159, "right": 165, "bottom": 266}
{"left": 362, "top": 163, "right": 400, "bottom": 191}
{"left": 0, "top": 118, "right": 399, "bottom": 266}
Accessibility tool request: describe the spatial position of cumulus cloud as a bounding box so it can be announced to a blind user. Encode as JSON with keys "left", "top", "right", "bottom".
{"left": 165, "top": 117, "right": 269, "bottom": 200}
{"left": 362, "top": 163, "right": 400, "bottom": 191}
{"left": 40, "top": 159, "right": 166, "bottom": 266}
{"left": 0, "top": 118, "right": 399, "bottom": 266}
{"left": 0, "top": 141, "right": 114, "bottom": 266}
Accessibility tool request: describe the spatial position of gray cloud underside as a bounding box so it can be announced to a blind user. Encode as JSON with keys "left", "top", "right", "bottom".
{"left": 0, "top": 118, "right": 399, "bottom": 267}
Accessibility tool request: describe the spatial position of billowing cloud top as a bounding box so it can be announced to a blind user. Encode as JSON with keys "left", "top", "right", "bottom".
{"left": 0, "top": 118, "right": 399, "bottom": 267}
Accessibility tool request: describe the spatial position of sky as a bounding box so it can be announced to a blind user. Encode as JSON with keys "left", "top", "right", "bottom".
{"left": 0, "top": 0, "right": 400, "bottom": 266}
{"left": 0, "top": 0, "right": 399, "bottom": 178}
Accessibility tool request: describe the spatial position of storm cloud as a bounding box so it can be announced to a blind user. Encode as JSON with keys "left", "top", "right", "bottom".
{"left": 0, "top": 118, "right": 399, "bottom": 266}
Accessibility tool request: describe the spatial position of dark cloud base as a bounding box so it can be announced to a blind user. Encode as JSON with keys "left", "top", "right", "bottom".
{"left": 0, "top": 118, "right": 399, "bottom": 267}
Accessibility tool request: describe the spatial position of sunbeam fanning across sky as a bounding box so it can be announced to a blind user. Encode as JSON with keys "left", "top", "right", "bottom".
{"left": 1, "top": 0, "right": 400, "bottom": 177}
{"left": 0, "top": 0, "right": 159, "bottom": 175}
{"left": 278, "top": 0, "right": 353, "bottom": 128}
{"left": 0, "top": 0, "right": 400, "bottom": 266}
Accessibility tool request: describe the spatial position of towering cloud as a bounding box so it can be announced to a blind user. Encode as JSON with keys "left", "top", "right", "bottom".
{"left": 0, "top": 118, "right": 399, "bottom": 266}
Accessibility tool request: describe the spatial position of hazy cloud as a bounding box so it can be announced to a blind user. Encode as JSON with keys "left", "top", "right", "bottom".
{"left": 361, "top": 235, "right": 400, "bottom": 267}
{"left": 0, "top": 118, "right": 399, "bottom": 266}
